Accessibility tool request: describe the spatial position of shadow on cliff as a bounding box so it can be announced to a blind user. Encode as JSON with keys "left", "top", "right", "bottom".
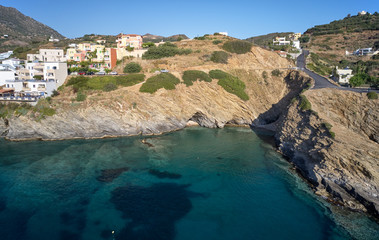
{"left": 251, "top": 71, "right": 312, "bottom": 128}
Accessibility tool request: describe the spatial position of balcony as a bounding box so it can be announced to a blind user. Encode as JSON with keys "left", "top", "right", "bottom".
{"left": 37, "top": 87, "right": 46, "bottom": 91}
{"left": 22, "top": 87, "right": 31, "bottom": 91}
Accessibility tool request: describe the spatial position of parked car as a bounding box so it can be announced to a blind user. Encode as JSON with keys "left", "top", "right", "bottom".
{"left": 87, "top": 72, "right": 95, "bottom": 75}
{"left": 160, "top": 69, "right": 169, "bottom": 73}
{"left": 78, "top": 72, "right": 86, "bottom": 75}
{"left": 109, "top": 72, "right": 118, "bottom": 75}
{"left": 95, "top": 72, "right": 106, "bottom": 75}
{"left": 70, "top": 72, "right": 78, "bottom": 76}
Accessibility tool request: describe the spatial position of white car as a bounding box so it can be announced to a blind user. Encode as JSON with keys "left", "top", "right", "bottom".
{"left": 109, "top": 72, "right": 118, "bottom": 75}
{"left": 160, "top": 69, "right": 169, "bottom": 73}
{"left": 95, "top": 72, "right": 106, "bottom": 75}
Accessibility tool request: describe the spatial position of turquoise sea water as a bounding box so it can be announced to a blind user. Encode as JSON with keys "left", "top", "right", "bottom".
{"left": 0, "top": 127, "right": 378, "bottom": 240}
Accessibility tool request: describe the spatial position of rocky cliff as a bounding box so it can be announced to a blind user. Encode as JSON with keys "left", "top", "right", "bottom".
{"left": 276, "top": 89, "right": 379, "bottom": 217}
{"left": 1, "top": 42, "right": 308, "bottom": 140}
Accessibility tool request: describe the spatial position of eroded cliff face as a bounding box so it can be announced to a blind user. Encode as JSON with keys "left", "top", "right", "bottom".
{"left": 1, "top": 68, "right": 309, "bottom": 140}
{"left": 276, "top": 89, "right": 379, "bottom": 216}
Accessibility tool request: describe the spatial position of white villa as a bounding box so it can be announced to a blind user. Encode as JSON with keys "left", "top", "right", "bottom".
{"left": 334, "top": 67, "right": 353, "bottom": 85}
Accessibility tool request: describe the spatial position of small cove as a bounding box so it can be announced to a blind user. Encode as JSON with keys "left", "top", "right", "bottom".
{"left": 0, "top": 127, "right": 378, "bottom": 240}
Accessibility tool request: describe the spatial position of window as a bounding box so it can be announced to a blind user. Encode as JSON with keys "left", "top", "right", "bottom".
{"left": 53, "top": 66, "right": 57, "bottom": 70}
{"left": 33, "top": 85, "right": 35, "bottom": 88}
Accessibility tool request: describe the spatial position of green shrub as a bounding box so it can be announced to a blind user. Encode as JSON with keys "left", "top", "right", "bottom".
{"left": 140, "top": 73, "right": 180, "bottom": 93}
{"left": 209, "top": 69, "right": 249, "bottom": 100}
{"left": 212, "top": 40, "right": 222, "bottom": 45}
{"left": 271, "top": 69, "right": 282, "bottom": 77}
{"left": 222, "top": 40, "right": 252, "bottom": 54}
{"left": 123, "top": 62, "right": 142, "bottom": 73}
{"left": 262, "top": 71, "right": 268, "bottom": 80}
{"left": 299, "top": 95, "right": 312, "bottom": 111}
{"left": 322, "top": 122, "right": 335, "bottom": 139}
{"left": 367, "top": 92, "right": 378, "bottom": 99}
{"left": 103, "top": 83, "right": 117, "bottom": 92}
{"left": 116, "top": 74, "right": 145, "bottom": 86}
{"left": 51, "top": 90, "right": 59, "bottom": 97}
{"left": 209, "top": 69, "right": 229, "bottom": 79}
{"left": 66, "top": 75, "right": 144, "bottom": 92}
{"left": 142, "top": 42, "right": 192, "bottom": 59}
{"left": 210, "top": 51, "right": 229, "bottom": 64}
{"left": 182, "top": 70, "right": 212, "bottom": 86}
{"left": 76, "top": 92, "right": 87, "bottom": 101}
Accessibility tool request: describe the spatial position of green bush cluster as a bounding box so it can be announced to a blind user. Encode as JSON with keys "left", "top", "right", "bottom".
{"left": 210, "top": 51, "right": 229, "bottom": 64}
{"left": 212, "top": 40, "right": 222, "bottom": 45}
{"left": 182, "top": 70, "right": 212, "bottom": 86}
{"left": 140, "top": 73, "right": 180, "bottom": 93}
{"left": 66, "top": 74, "right": 145, "bottom": 92}
{"left": 123, "top": 62, "right": 142, "bottom": 73}
{"left": 271, "top": 69, "right": 282, "bottom": 77}
{"left": 367, "top": 92, "right": 378, "bottom": 99}
{"left": 142, "top": 42, "right": 192, "bottom": 60}
{"left": 209, "top": 70, "right": 249, "bottom": 101}
{"left": 299, "top": 95, "right": 312, "bottom": 111}
{"left": 322, "top": 122, "right": 335, "bottom": 139}
{"left": 0, "top": 100, "right": 56, "bottom": 120}
{"left": 209, "top": 70, "right": 229, "bottom": 79}
{"left": 222, "top": 40, "right": 253, "bottom": 54}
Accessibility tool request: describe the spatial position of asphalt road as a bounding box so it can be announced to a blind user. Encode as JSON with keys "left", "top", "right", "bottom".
{"left": 296, "top": 50, "right": 378, "bottom": 93}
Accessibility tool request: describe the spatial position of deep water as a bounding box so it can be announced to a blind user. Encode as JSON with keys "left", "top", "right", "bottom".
{"left": 0, "top": 127, "right": 378, "bottom": 240}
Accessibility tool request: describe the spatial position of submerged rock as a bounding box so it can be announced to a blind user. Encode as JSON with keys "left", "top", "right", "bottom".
{"left": 96, "top": 167, "right": 129, "bottom": 183}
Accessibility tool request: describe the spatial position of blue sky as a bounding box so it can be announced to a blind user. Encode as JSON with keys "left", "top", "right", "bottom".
{"left": 1, "top": 0, "right": 378, "bottom": 39}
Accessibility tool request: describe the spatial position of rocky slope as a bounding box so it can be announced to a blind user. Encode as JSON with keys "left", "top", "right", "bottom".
{"left": 276, "top": 88, "right": 379, "bottom": 217}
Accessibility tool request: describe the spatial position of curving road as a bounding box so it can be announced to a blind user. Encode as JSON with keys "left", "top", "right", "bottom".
{"left": 296, "top": 50, "right": 378, "bottom": 93}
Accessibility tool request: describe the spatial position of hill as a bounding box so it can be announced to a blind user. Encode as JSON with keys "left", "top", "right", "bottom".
{"left": 143, "top": 33, "right": 189, "bottom": 43}
{"left": 0, "top": 5, "right": 64, "bottom": 51}
{"left": 302, "top": 12, "right": 379, "bottom": 80}
{"left": 245, "top": 32, "right": 293, "bottom": 47}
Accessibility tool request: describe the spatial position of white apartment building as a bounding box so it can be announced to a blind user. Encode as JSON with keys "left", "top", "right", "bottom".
{"left": 27, "top": 49, "right": 66, "bottom": 62}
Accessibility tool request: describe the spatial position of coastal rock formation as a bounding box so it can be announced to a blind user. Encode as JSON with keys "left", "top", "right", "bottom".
{"left": 2, "top": 47, "right": 307, "bottom": 140}
{"left": 276, "top": 89, "right": 379, "bottom": 216}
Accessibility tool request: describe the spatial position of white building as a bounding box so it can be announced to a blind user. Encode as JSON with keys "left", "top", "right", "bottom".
{"left": 0, "top": 51, "right": 13, "bottom": 60}
{"left": 292, "top": 40, "right": 301, "bottom": 49}
{"left": 217, "top": 32, "right": 228, "bottom": 36}
{"left": 273, "top": 37, "right": 291, "bottom": 45}
{"left": 27, "top": 49, "right": 66, "bottom": 62}
{"left": 334, "top": 67, "right": 354, "bottom": 84}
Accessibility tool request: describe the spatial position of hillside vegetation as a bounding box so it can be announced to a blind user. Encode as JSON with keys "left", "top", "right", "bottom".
{"left": 303, "top": 12, "right": 379, "bottom": 84}
{"left": 0, "top": 5, "right": 64, "bottom": 51}
{"left": 305, "top": 13, "right": 379, "bottom": 36}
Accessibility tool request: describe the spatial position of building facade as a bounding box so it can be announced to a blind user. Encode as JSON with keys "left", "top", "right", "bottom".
{"left": 116, "top": 34, "right": 143, "bottom": 49}
{"left": 27, "top": 49, "right": 66, "bottom": 62}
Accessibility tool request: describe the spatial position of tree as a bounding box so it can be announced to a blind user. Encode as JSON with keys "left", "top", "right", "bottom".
{"left": 349, "top": 74, "right": 366, "bottom": 87}
{"left": 124, "top": 62, "right": 142, "bottom": 73}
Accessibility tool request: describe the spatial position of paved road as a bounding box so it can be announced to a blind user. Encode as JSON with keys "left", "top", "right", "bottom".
{"left": 296, "top": 50, "right": 378, "bottom": 93}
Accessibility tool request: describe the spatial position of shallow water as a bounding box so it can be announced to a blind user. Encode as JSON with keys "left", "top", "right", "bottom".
{"left": 0, "top": 127, "right": 378, "bottom": 240}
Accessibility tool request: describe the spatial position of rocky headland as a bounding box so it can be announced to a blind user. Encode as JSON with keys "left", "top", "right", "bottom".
{"left": 0, "top": 40, "right": 378, "bottom": 218}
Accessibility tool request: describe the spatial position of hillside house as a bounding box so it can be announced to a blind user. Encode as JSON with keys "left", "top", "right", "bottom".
{"left": 334, "top": 67, "right": 353, "bottom": 85}
{"left": 116, "top": 34, "right": 143, "bottom": 49}
{"left": 354, "top": 48, "right": 373, "bottom": 56}
{"left": 289, "top": 33, "right": 302, "bottom": 41}
{"left": 273, "top": 37, "right": 290, "bottom": 46}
